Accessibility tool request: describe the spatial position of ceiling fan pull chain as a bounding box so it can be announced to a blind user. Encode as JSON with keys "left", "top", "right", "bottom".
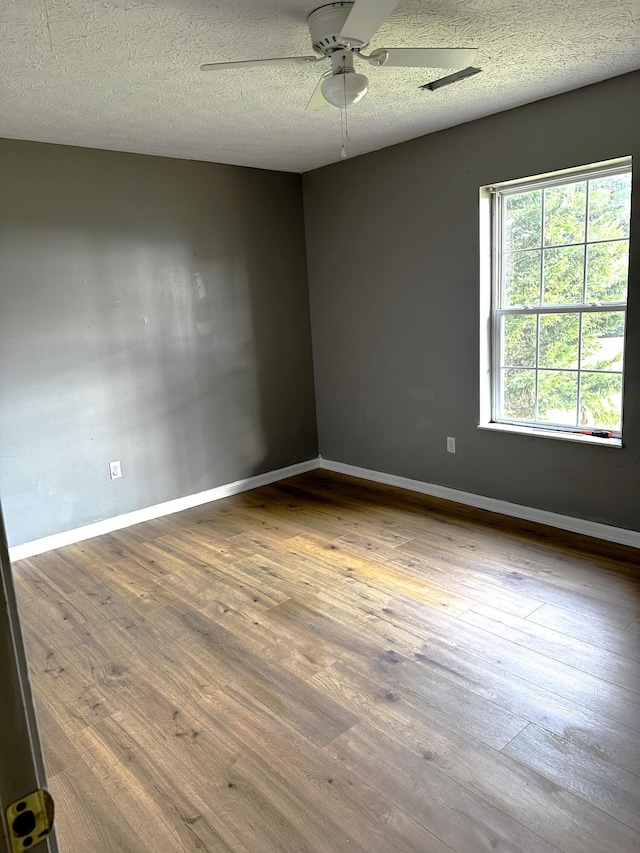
{"left": 340, "top": 104, "right": 347, "bottom": 158}
{"left": 341, "top": 71, "right": 349, "bottom": 158}
{"left": 345, "top": 92, "right": 351, "bottom": 144}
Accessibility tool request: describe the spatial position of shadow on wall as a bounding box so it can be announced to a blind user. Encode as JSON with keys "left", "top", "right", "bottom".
{"left": 0, "top": 142, "right": 316, "bottom": 546}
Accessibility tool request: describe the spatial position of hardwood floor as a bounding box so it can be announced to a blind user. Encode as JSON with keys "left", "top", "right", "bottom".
{"left": 12, "top": 471, "right": 640, "bottom": 853}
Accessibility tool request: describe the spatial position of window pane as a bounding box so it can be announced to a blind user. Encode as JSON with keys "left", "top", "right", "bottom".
{"left": 588, "top": 173, "right": 632, "bottom": 242}
{"left": 543, "top": 245, "right": 584, "bottom": 304}
{"left": 586, "top": 240, "right": 629, "bottom": 302}
{"left": 538, "top": 370, "right": 578, "bottom": 426}
{"left": 503, "top": 250, "right": 541, "bottom": 306}
{"left": 490, "top": 164, "right": 630, "bottom": 438}
{"left": 505, "top": 190, "right": 542, "bottom": 251}
{"left": 539, "top": 313, "right": 579, "bottom": 368}
{"left": 581, "top": 311, "right": 625, "bottom": 371}
{"left": 503, "top": 315, "right": 537, "bottom": 367}
{"left": 580, "top": 373, "right": 622, "bottom": 431}
{"left": 502, "top": 369, "right": 536, "bottom": 420}
{"left": 544, "top": 182, "right": 586, "bottom": 247}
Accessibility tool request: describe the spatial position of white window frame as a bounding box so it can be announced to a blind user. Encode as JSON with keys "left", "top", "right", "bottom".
{"left": 479, "top": 157, "right": 631, "bottom": 448}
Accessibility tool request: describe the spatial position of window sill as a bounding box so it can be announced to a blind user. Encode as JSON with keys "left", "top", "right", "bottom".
{"left": 478, "top": 422, "right": 623, "bottom": 448}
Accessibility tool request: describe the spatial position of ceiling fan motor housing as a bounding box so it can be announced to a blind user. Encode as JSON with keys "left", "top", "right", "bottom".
{"left": 308, "top": 2, "right": 365, "bottom": 55}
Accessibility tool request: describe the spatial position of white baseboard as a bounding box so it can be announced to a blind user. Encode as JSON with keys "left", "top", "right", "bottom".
{"left": 11, "top": 454, "right": 639, "bottom": 561}
{"left": 319, "top": 458, "right": 640, "bottom": 550}
{"left": 9, "top": 458, "right": 319, "bottom": 562}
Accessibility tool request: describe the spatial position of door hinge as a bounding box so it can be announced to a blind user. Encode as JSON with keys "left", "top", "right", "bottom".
{"left": 5, "top": 789, "right": 54, "bottom": 852}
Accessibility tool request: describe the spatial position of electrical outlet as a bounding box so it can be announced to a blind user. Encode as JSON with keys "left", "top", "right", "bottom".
{"left": 447, "top": 436, "right": 456, "bottom": 454}
{"left": 109, "top": 460, "right": 122, "bottom": 479}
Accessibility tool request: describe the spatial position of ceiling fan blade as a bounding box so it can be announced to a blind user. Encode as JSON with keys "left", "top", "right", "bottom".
{"left": 340, "top": 0, "right": 401, "bottom": 46}
{"left": 306, "top": 75, "right": 329, "bottom": 111}
{"left": 370, "top": 47, "right": 478, "bottom": 68}
{"left": 200, "top": 56, "right": 321, "bottom": 71}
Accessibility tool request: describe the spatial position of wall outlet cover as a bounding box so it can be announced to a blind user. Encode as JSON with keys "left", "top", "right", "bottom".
{"left": 447, "top": 437, "right": 456, "bottom": 454}
{"left": 109, "top": 461, "right": 122, "bottom": 479}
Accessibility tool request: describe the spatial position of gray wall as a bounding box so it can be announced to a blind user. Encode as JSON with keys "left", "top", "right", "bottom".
{"left": 303, "top": 71, "right": 640, "bottom": 532}
{"left": 0, "top": 140, "right": 317, "bottom": 546}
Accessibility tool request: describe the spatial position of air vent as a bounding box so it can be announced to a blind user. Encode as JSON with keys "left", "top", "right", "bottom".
{"left": 420, "top": 66, "right": 482, "bottom": 91}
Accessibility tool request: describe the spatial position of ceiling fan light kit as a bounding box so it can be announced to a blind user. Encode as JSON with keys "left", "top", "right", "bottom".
{"left": 320, "top": 50, "right": 369, "bottom": 108}
{"left": 321, "top": 71, "right": 369, "bottom": 108}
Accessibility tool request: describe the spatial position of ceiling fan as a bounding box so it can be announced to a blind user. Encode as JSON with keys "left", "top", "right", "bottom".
{"left": 200, "top": 0, "right": 478, "bottom": 110}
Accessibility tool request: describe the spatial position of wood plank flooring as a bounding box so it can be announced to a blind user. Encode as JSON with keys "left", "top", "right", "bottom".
{"left": 12, "top": 471, "right": 640, "bottom": 853}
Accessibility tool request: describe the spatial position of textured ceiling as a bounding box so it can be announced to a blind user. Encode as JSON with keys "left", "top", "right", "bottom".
{"left": 1, "top": 0, "right": 639, "bottom": 172}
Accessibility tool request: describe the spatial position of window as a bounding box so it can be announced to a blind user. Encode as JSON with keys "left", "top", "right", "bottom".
{"left": 481, "top": 158, "right": 632, "bottom": 443}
